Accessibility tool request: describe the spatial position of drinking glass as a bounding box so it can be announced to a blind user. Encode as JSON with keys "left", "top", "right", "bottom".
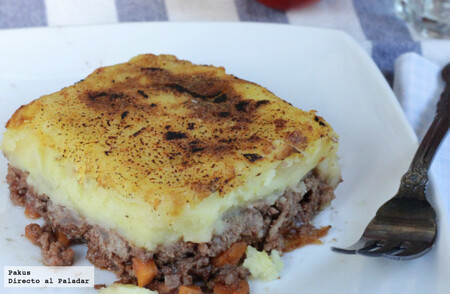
{"left": 395, "top": 0, "right": 450, "bottom": 38}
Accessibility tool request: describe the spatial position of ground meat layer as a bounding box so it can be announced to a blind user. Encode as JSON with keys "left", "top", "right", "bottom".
{"left": 6, "top": 165, "right": 336, "bottom": 293}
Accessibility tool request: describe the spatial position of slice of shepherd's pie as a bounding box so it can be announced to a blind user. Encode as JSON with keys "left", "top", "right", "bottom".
{"left": 1, "top": 54, "right": 341, "bottom": 293}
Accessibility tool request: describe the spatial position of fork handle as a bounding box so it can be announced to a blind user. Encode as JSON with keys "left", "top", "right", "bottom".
{"left": 400, "top": 63, "right": 450, "bottom": 195}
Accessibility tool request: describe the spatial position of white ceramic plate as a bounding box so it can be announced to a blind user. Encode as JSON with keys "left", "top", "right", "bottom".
{"left": 0, "top": 23, "right": 449, "bottom": 294}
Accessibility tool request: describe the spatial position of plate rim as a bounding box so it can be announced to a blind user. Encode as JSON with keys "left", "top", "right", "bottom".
{"left": 0, "top": 21, "right": 448, "bottom": 294}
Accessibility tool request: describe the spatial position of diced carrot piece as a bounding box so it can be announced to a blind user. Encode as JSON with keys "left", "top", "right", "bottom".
{"left": 284, "top": 225, "right": 330, "bottom": 252}
{"left": 25, "top": 202, "right": 40, "bottom": 219}
{"left": 213, "top": 242, "right": 247, "bottom": 267}
{"left": 213, "top": 280, "right": 249, "bottom": 294}
{"left": 56, "top": 230, "right": 71, "bottom": 247}
{"left": 132, "top": 257, "right": 158, "bottom": 287}
{"left": 178, "top": 285, "right": 203, "bottom": 294}
{"left": 25, "top": 223, "right": 42, "bottom": 246}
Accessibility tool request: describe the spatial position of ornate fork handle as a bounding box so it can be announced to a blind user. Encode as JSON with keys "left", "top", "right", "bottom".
{"left": 399, "top": 63, "right": 450, "bottom": 198}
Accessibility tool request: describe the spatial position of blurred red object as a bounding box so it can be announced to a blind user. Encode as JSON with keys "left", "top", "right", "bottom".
{"left": 257, "top": 0, "right": 320, "bottom": 11}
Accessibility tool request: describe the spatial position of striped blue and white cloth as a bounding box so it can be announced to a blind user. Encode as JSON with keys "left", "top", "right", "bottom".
{"left": 0, "top": 0, "right": 449, "bottom": 200}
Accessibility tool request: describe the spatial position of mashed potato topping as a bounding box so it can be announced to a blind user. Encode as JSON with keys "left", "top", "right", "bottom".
{"left": 243, "top": 246, "right": 284, "bottom": 281}
{"left": 98, "top": 284, "right": 158, "bottom": 294}
{"left": 1, "top": 54, "right": 340, "bottom": 251}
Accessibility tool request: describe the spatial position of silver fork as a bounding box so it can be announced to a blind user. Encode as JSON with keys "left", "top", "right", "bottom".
{"left": 332, "top": 63, "right": 450, "bottom": 260}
